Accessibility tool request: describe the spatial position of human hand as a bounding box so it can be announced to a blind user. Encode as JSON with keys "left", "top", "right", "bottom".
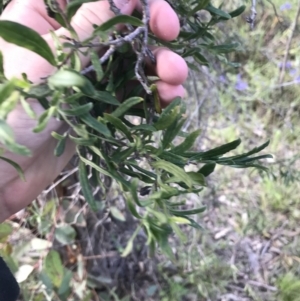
{"left": 0, "top": 0, "right": 188, "bottom": 222}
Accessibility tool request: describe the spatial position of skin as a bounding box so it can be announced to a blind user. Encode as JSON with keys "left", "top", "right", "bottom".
{"left": 0, "top": 0, "right": 188, "bottom": 222}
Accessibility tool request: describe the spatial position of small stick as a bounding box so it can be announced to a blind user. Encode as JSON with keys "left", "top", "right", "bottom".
{"left": 278, "top": 0, "right": 300, "bottom": 84}
{"left": 246, "top": 0, "right": 257, "bottom": 30}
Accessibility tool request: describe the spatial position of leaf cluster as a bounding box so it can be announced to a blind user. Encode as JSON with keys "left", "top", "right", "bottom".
{"left": 0, "top": 0, "right": 271, "bottom": 256}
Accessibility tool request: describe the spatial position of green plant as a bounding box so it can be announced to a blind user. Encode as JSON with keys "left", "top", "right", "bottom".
{"left": 278, "top": 272, "right": 300, "bottom": 301}
{"left": 0, "top": 0, "right": 271, "bottom": 263}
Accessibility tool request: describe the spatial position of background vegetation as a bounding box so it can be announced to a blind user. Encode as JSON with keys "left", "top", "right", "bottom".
{"left": 1, "top": 0, "right": 300, "bottom": 300}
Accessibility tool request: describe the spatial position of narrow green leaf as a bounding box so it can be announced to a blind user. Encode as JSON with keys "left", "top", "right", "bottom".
{"left": 119, "top": 167, "right": 155, "bottom": 184}
{"left": 198, "top": 163, "right": 216, "bottom": 177}
{"left": 48, "top": 69, "right": 95, "bottom": 96}
{"left": 183, "top": 217, "right": 203, "bottom": 229}
{"left": 51, "top": 131, "right": 65, "bottom": 140}
{"left": 54, "top": 134, "right": 67, "bottom": 157}
{"left": 192, "top": 138, "right": 242, "bottom": 160}
{"left": 154, "top": 106, "right": 180, "bottom": 130}
{"left": 154, "top": 97, "right": 181, "bottom": 130}
{"left": 156, "top": 229, "right": 174, "bottom": 259}
{"left": 33, "top": 106, "right": 56, "bottom": 133}
{"left": 79, "top": 159, "right": 98, "bottom": 211}
{"left": 194, "top": 52, "right": 209, "bottom": 65}
{"left": 110, "top": 206, "right": 126, "bottom": 222}
{"left": 112, "top": 147, "right": 135, "bottom": 164}
{"left": 126, "top": 161, "right": 157, "bottom": 179}
{"left": 130, "top": 179, "right": 153, "bottom": 207}
{"left": 78, "top": 152, "right": 113, "bottom": 178}
{"left": 91, "top": 90, "right": 120, "bottom": 105}
{"left": 210, "top": 43, "right": 240, "bottom": 54}
{"left": 96, "top": 15, "right": 143, "bottom": 32}
{"left": 0, "top": 156, "right": 25, "bottom": 181}
{"left": 81, "top": 114, "right": 111, "bottom": 137}
{"left": 158, "top": 151, "right": 187, "bottom": 166}
{"left": 147, "top": 207, "right": 168, "bottom": 224}
{"left": 0, "top": 1, "right": 3, "bottom": 15}
{"left": 66, "top": 0, "right": 98, "bottom": 20}
{"left": 80, "top": 149, "right": 131, "bottom": 189}
{"left": 147, "top": 187, "right": 184, "bottom": 201}
{"left": 152, "top": 160, "right": 193, "bottom": 188}
{"left": 166, "top": 199, "right": 186, "bottom": 207}
{"left": 126, "top": 197, "right": 142, "bottom": 219}
{"left": 104, "top": 113, "right": 133, "bottom": 141}
{"left": 20, "top": 97, "right": 37, "bottom": 119}
{"left": 188, "top": 0, "right": 210, "bottom": 16}
{"left": 90, "top": 50, "right": 104, "bottom": 81}
{"left": 60, "top": 102, "right": 93, "bottom": 116}
{"left": 121, "top": 226, "right": 141, "bottom": 257}
{"left": 111, "top": 97, "right": 143, "bottom": 118}
{"left": 169, "top": 206, "right": 206, "bottom": 216}
{"left": 0, "top": 51, "right": 4, "bottom": 78}
{"left": 238, "top": 140, "right": 271, "bottom": 158}
{"left": 234, "top": 154, "right": 273, "bottom": 163}
{"left": 172, "top": 129, "right": 201, "bottom": 154}
{"left": 216, "top": 140, "right": 270, "bottom": 162}
{"left": 131, "top": 124, "right": 157, "bottom": 132}
{"left": 206, "top": 4, "right": 231, "bottom": 19}
{"left": 0, "top": 119, "right": 31, "bottom": 155}
{"left": 186, "top": 172, "right": 206, "bottom": 186}
{"left": 121, "top": 240, "right": 133, "bottom": 257}
{"left": 0, "top": 81, "right": 16, "bottom": 106}
{"left": 69, "top": 135, "right": 97, "bottom": 146}
{"left": 61, "top": 92, "right": 84, "bottom": 105}
{"left": 0, "top": 21, "right": 56, "bottom": 65}
{"left": 27, "top": 84, "right": 52, "bottom": 99}
{"left": 229, "top": 5, "right": 246, "bottom": 18}
{"left": 162, "top": 118, "right": 186, "bottom": 149}
{"left": 72, "top": 124, "right": 89, "bottom": 138}
{"left": 169, "top": 216, "right": 191, "bottom": 225}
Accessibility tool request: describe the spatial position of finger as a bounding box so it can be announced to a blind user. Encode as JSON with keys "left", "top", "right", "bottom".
{"left": 146, "top": 47, "right": 188, "bottom": 85}
{"left": 64, "top": 0, "right": 137, "bottom": 41}
{"left": 116, "top": 79, "right": 185, "bottom": 107}
{"left": 155, "top": 81, "right": 186, "bottom": 107}
{"left": 137, "top": 0, "right": 180, "bottom": 41}
{"left": 2, "top": 0, "right": 67, "bottom": 33}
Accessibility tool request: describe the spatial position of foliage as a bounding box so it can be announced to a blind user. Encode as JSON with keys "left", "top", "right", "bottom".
{"left": 0, "top": 0, "right": 271, "bottom": 259}
{"left": 2, "top": 1, "right": 286, "bottom": 300}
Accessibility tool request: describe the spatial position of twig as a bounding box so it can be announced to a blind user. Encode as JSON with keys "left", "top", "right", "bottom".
{"left": 266, "top": 0, "right": 283, "bottom": 29}
{"left": 133, "top": 0, "right": 152, "bottom": 94}
{"left": 247, "top": 280, "right": 277, "bottom": 292}
{"left": 43, "top": 167, "right": 78, "bottom": 194}
{"left": 83, "top": 252, "right": 118, "bottom": 260}
{"left": 246, "top": 0, "right": 257, "bottom": 30}
{"left": 278, "top": 0, "right": 300, "bottom": 84}
{"left": 81, "top": 0, "right": 154, "bottom": 96}
{"left": 260, "top": 220, "right": 288, "bottom": 257}
{"left": 107, "top": 0, "right": 121, "bottom": 15}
